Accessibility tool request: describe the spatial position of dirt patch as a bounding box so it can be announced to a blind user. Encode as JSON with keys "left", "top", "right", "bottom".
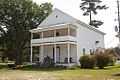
{"left": 0, "top": 72, "right": 58, "bottom": 80}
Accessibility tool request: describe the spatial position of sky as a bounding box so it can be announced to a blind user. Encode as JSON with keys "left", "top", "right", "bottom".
{"left": 33, "top": 0, "right": 119, "bottom": 48}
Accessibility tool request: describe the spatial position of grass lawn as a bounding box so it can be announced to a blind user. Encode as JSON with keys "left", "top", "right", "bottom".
{"left": 0, "top": 63, "right": 120, "bottom": 80}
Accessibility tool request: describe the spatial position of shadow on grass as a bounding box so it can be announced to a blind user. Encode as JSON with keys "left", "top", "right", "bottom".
{"left": 20, "top": 65, "right": 120, "bottom": 71}
{"left": 18, "top": 65, "right": 68, "bottom": 72}
{"left": 104, "top": 65, "right": 120, "bottom": 70}
{"left": 0, "top": 63, "right": 8, "bottom": 69}
{"left": 77, "top": 65, "right": 120, "bottom": 71}
{"left": 0, "top": 63, "right": 120, "bottom": 72}
{"left": 112, "top": 73, "right": 120, "bottom": 76}
{"left": 0, "top": 63, "right": 77, "bottom": 71}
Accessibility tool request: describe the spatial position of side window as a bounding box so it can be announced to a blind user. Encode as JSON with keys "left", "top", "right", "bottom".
{"left": 95, "top": 41, "right": 100, "bottom": 44}
{"left": 83, "top": 48, "right": 86, "bottom": 55}
{"left": 90, "top": 49, "right": 94, "bottom": 55}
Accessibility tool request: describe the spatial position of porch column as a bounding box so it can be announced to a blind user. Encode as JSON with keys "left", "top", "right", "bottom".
{"left": 30, "top": 33, "right": 33, "bottom": 63}
{"left": 40, "top": 45, "right": 44, "bottom": 62}
{"left": 40, "top": 32, "right": 44, "bottom": 62}
{"left": 67, "top": 43, "right": 70, "bottom": 64}
{"left": 30, "top": 45, "right": 33, "bottom": 63}
{"left": 54, "top": 44, "right": 57, "bottom": 63}
{"left": 76, "top": 44, "right": 79, "bottom": 64}
{"left": 54, "top": 29, "right": 57, "bottom": 64}
{"left": 39, "top": 46, "right": 41, "bottom": 62}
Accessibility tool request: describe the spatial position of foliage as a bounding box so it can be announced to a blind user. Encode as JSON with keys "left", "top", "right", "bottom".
{"left": 42, "top": 56, "right": 54, "bottom": 68}
{"left": 79, "top": 55, "right": 96, "bottom": 69}
{"left": 0, "top": 0, "right": 52, "bottom": 65}
{"left": 113, "top": 47, "right": 120, "bottom": 60}
{"left": 80, "top": 0, "right": 108, "bottom": 28}
{"left": 8, "top": 63, "right": 16, "bottom": 68}
{"left": 64, "top": 57, "right": 73, "bottom": 63}
{"left": 108, "top": 55, "right": 116, "bottom": 66}
{"left": 104, "top": 49, "right": 117, "bottom": 66}
{"left": 95, "top": 52, "right": 112, "bottom": 69}
{"left": 79, "top": 50, "right": 115, "bottom": 69}
{"left": 90, "top": 20, "right": 103, "bottom": 28}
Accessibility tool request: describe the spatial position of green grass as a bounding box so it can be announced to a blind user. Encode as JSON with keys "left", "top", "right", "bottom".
{"left": 0, "top": 63, "right": 120, "bottom": 80}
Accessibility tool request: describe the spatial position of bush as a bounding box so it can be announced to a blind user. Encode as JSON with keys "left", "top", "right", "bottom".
{"left": 104, "top": 49, "right": 117, "bottom": 66}
{"left": 8, "top": 63, "right": 16, "bottom": 68}
{"left": 108, "top": 55, "right": 116, "bottom": 66}
{"left": 42, "top": 56, "right": 54, "bottom": 68}
{"left": 95, "top": 52, "right": 111, "bottom": 69}
{"left": 79, "top": 55, "right": 96, "bottom": 69}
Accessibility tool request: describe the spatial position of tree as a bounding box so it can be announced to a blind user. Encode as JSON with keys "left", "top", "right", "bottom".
{"left": 80, "top": 0, "right": 108, "bottom": 28}
{"left": 0, "top": 0, "right": 52, "bottom": 65}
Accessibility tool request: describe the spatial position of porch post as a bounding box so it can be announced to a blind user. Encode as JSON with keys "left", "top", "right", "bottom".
{"left": 54, "top": 44, "right": 57, "bottom": 63}
{"left": 30, "top": 45, "right": 33, "bottom": 63}
{"left": 40, "top": 32, "right": 44, "bottom": 62}
{"left": 54, "top": 29, "right": 57, "bottom": 64}
{"left": 30, "top": 33, "right": 33, "bottom": 63}
{"left": 76, "top": 44, "right": 79, "bottom": 64}
{"left": 40, "top": 45, "right": 44, "bottom": 62}
{"left": 67, "top": 43, "right": 70, "bottom": 64}
{"left": 39, "top": 46, "right": 41, "bottom": 62}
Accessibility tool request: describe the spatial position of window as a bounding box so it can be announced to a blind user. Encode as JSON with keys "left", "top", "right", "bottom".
{"left": 56, "top": 15, "right": 58, "bottom": 18}
{"left": 83, "top": 48, "right": 86, "bottom": 55}
{"left": 95, "top": 41, "right": 100, "bottom": 44}
{"left": 90, "top": 49, "right": 94, "bottom": 55}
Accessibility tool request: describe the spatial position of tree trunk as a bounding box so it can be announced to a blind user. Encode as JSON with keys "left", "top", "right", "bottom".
{"left": 15, "top": 49, "right": 23, "bottom": 65}
{"left": 89, "top": 2, "right": 92, "bottom": 25}
{"left": 89, "top": 11, "right": 92, "bottom": 25}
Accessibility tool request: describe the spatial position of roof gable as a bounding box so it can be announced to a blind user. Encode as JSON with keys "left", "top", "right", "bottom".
{"left": 39, "top": 8, "right": 77, "bottom": 27}
{"left": 37, "top": 8, "right": 105, "bottom": 35}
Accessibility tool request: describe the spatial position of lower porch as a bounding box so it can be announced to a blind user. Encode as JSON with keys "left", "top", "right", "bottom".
{"left": 30, "top": 43, "right": 78, "bottom": 66}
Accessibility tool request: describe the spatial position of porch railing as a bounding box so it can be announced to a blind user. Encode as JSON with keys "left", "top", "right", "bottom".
{"left": 31, "top": 36, "right": 77, "bottom": 44}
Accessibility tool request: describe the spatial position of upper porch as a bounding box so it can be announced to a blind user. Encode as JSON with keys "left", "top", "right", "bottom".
{"left": 30, "top": 23, "right": 78, "bottom": 45}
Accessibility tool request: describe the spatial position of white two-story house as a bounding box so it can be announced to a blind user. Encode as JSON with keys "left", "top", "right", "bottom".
{"left": 30, "top": 8, "right": 105, "bottom": 66}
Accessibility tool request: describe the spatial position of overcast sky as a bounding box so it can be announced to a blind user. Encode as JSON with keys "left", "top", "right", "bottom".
{"left": 33, "top": 0, "right": 119, "bottom": 48}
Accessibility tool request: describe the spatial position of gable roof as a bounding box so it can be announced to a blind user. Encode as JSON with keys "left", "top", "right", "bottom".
{"left": 39, "top": 8, "right": 77, "bottom": 27}
{"left": 37, "top": 8, "right": 105, "bottom": 35}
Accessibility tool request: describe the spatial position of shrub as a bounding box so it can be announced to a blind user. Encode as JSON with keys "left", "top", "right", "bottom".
{"left": 42, "top": 56, "right": 54, "bottom": 67}
{"left": 8, "top": 63, "right": 16, "bottom": 68}
{"left": 79, "top": 55, "right": 96, "bottom": 69}
{"left": 108, "top": 55, "right": 116, "bottom": 66}
{"left": 95, "top": 52, "right": 111, "bottom": 69}
{"left": 104, "top": 49, "right": 117, "bottom": 66}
